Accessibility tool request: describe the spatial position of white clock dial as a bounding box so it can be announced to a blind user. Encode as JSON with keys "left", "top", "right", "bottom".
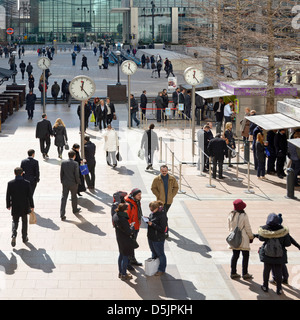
{"left": 184, "top": 67, "right": 204, "bottom": 86}
{"left": 69, "top": 76, "right": 96, "bottom": 101}
{"left": 121, "top": 60, "right": 138, "bottom": 75}
{"left": 37, "top": 57, "right": 51, "bottom": 70}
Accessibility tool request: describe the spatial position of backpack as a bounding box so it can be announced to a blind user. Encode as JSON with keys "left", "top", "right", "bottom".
{"left": 264, "top": 238, "right": 283, "bottom": 258}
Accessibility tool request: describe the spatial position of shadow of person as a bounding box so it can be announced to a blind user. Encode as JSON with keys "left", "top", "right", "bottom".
{"left": 35, "top": 212, "right": 60, "bottom": 231}
{"left": 77, "top": 198, "right": 105, "bottom": 214}
{"left": 13, "top": 243, "right": 56, "bottom": 273}
{"left": 65, "top": 213, "right": 106, "bottom": 236}
{"left": 86, "top": 188, "right": 112, "bottom": 207}
{"left": 44, "top": 158, "right": 61, "bottom": 166}
{"left": 113, "top": 166, "right": 135, "bottom": 176}
{"left": 168, "top": 229, "right": 212, "bottom": 259}
{"left": 124, "top": 267, "right": 206, "bottom": 300}
{"left": 0, "top": 251, "right": 17, "bottom": 275}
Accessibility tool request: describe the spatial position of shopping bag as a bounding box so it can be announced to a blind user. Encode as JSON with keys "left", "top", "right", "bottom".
{"left": 116, "top": 152, "right": 122, "bottom": 162}
{"left": 65, "top": 143, "right": 69, "bottom": 151}
{"left": 29, "top": 210, "right": 37, "bottom": 225}
{"left": 178, "top": 103, "right": 184, "bottom": 111}
{"left": 145, "top": 258, "right": 160, "bottom": 276}
{"left": 80, "top": 164, "right": 90, "bottom": 175}
{"left": 138, "top": 148, "right": 145, "bottom": 160}
{"left": 165, "top": 108, "right": 172, "bottom": 116}
{"left": 90, "top": 112, "right": 96, "bottom": 123}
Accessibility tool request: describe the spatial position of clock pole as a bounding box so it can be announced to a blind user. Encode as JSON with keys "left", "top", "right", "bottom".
{"left": 128, "top": 75, "right": 131, "bottom": 129}
{"left": 43, "top": 69, "right": 46, "bottom": 113}
{"left": 80, "top": 100, "right": 85, "bottom": 159}
{"left": 191, "top": 84, "right": 196, "bottom": 162}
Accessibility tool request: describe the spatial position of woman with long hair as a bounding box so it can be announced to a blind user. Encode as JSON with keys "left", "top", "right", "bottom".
{"left": 256, "top": 132, "right": 266, "bottom": 179}
{"left": 53, "top": 118, "right": 68, "bottom": 159}
{"left": 224, "top": 122, "right": 235, "bottom": 168}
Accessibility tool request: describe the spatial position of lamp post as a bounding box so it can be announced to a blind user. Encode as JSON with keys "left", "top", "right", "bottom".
{"left": 151, "top": 1, "right": 155, "bottom": 46}
{"left": 116, "top": 50, "right": 121, "bottom": 85}
{"left": 11, "top": 51, "right": 17, "bottom": 85}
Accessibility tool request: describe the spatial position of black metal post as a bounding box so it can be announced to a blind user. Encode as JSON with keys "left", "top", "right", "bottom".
{"left": 151, "top": 1, "right": 155, "bottom": 47}
{"left": 116, "top": 53, "right": 121, "bottom": 85}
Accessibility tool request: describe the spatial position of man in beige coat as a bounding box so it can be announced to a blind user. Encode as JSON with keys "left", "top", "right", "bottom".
{"left": 151, "top": 165, "right": 179, "bottom": 237}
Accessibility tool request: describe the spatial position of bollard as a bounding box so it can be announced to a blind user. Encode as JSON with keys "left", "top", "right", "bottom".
{"left": 206, "top": 157, "right": 216, "bottom": 188}
{"left": 171, "top": 152, "right": 175, "bottom": 176}
{"left": 244, "top": 161, "right": 255, "bottom": 194}
{"left": 244, "top": 140, "right": 250, "bottom": 163}
{"left": 178, "top": 162, "right": 186, "bottom": 194}
{"left": 159, "top": 137, "right": 163, "bottom": 163}
{"left": 285, "top": 168, "right": 296, "bottom": 199}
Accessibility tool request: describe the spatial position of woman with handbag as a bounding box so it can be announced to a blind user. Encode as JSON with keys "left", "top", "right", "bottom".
{"left": 72, "top": 144, "right": 86, "bottom": 196}
{"left": 112, "top": 203, "right": 135, "bottom": 281}
{"left": 228, "top": 199, "right": 255, "bottom": 280}
{"left": 146, "top": 200, "right": 168, "bottom": 276}
{"left": 53, "top": 118, "right": 68, "bottom": 159}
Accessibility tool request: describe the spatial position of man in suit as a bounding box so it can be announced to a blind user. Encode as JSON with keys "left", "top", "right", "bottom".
{"left": 155, "top": 92, "right": 164, "bottom": 123}
{"left": 184, "top": 90, "right": 192, "bottom": 119}
{"left": 6, "top": 167, "right": 34, "bottom": 247}
{"left": 140, "top": 90, "right": 147, "bottom": 121}
{"left": 208, "top": 133, "right": 228, "bottom": 179}
{"left": 60, "top": 150, "right": 81, "bottom": 221}
{"left": 172, "top": 87, "right": 180, "bottom": 117}
{"left": 178, "top": 88, "right": 186, "bottom": 119}
{"left": 105, "top": 97, "right": 116, "bottom": 125}
{"left": 275, "top": 129, "right": 288, "bottom": 179}
{"left": 35, "top": 113, "right": 53, "bottom": 159}
{"left": 84, "top": 136, "right": 96, "bottom": 189}
{"left": 213, "top": 97, "right": 225, "bottom": 134}
{"left": 20, "top": 149, "right": 40, "bottom": 195}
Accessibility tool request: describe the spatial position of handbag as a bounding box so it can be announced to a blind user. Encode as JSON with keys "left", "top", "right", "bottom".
{"left": 113, "top": 114, "right": 117, "bottom": 120}
{"left": 145, "top": 258, "right": 160, "bottom": 276}
{"left": 165, "top": 107, "right": 172, "bottom": 116}
{"left": 80, "top": 164, "right": 90, "bottom": 176}
{"left": 130, "top": 237, "right": 139, "bottom": 249}
{"left": 226, "top": 213, "right": 243, "bottom": 248}
{"left": 29, "top": 210, "right": 37, "bottom": 225}
{"left": 116, "top": 152, "right": 122, "bottom": 162}
{"left": 65, "top": 143, "right": 69, "bottom": 151}
{"left": 138, "top": 148, "right": 145, "bottom": 160}
{"left": 178, "top": 103, "right": 184, "bottom": 111}
{"left": 90, "top": 112, "right": 96, "bottom": 123}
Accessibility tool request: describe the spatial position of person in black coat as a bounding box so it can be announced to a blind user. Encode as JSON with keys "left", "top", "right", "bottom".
{"left": 28, "top": 74, "right": 35, "bottom": 91}
{"left": 81, "top": 55, "right": 89, "bottom": 70}
{"left": 267, "top": 130, "right": 277, "bottom": 175}
{"left": 184, "top": 90, "right": 192, "bottom": 119}
{"left": 20, "top": 149, "right": 40, "bottom": 195}
{"left": 155, "top": 92, "right": 164, "bottom": 123}
{"left": 77, "top": 101, "right": 92, "bottom": 133}
{"left": 95, "top": 99, "right": 107, "bottom": 131}
{"left": 72, "top": 144, "right": 86, "bottom": 196}
{"left": 35, "top": 113, "right": 53, "bottom": 159}
{"left": 19, "top": 60, "right": 26, "bottom": 80}
{"left": 252, "top": 126, "right": 263, "bottom": 170}
{"left": 84, "top": 136, "right": 96, "bottom": 189}
{"left": 213, "top": 97, "right": 225, "bottom": 134}
{"left": 105, "top": 97, "right": 116, "bottom": 125}
{"left": 256, "top": 133, "right": 266, "bottom": 179}
{"left": 172, "top": 87, "right": 180, "bottom": 117}
{"left": 6, "top": 167, "right": 34, "bottom": 247}
{"left": 25, "top": 91, "right": 37, "bottom": 120}
{"left": 130, "top": 94, "right": 140, "bottom": 127}
{"left": 113, "top": 203, "right": 135, "bottom": 280}
{"left": 147, "top": 201, "right": 168, "bottom": 275}
{"left": 140, "top": 90, "right": 148, "bottom": 120}
{"left": 208, "top": 133, "right": 227, "bottom": 179}
{"left": 256, "top": 213, "right": 291, "bottom": 295}
{"left": 274, "top": 129, "right": 288, "bottom": 178}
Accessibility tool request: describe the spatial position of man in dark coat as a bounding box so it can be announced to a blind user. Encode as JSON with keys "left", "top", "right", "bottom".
{"left": 81, "top": 55, "right": 89, "bottom": 70}
{"left": 51, "top": 81, "right": 60, "bottom": 105}
{"left": 84, "top": 136, "right": 96, "bottom": 189}
{"left": 25, "top": 91, "right": 37, "bottom": 120}
{"left": 213, "top": 97, "right": 225, "bottom": 134}
{"left": 60, "top": 150, "right": 81, "bottom": 221}
{"left": 130, "top": 94, "right": 140, "bottom": 127}
{"left": 140, "top": 90, "right": 147, "bottom": 120}
{"left": 172, "top": 87, "right": 180, "bottom": 117}
{"left": 105, "top": 97, "right": 116, "bottom": 125}
{"left": 267, "top": 130, "right": 277, "bottom": 175}
{"left": 184, "top": 90, "right": 192, "bottom": 119}
{"left": 274, "top": 129, "right": 288, "bottom": 178}
{"left": 162, "top": 89, "right": 169, "bottom": 121}
{"left": 19, "top": 60, "right": 26, "bottom": 80}
{"left": 6, "top": 167, "right": 34, "bottom": 247}
{"left": 208, "top": 133, "right": 227, "bottom": 179}
{"left": 20, "top": 149, "right": 40, "bottom": 195}
{"left": 35, "top": 113, "right": 53, "bottom": 159}
{"left": 155, "top": 92, "right": 164, "bottom": 123}
{"left": 95, "top": 99, "right": 107, "bottom": 131}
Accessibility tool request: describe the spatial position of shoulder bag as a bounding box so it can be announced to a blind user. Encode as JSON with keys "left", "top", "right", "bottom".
{"left": 226, "top": 213, "right": 244, "bottom": 248}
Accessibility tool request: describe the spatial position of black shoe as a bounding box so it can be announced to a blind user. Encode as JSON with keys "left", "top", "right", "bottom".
{"left": 11, "top": 237, "right": 16, "bottom": 247}
{"left": 73, "top": 208, "right": 81, "bottom": 214}
{"left": 130, "top": 260, "right": 142, "bottom": 266}
{"left": 261, "top": 285, "right": 268, "bottom": 293}
{"left": 276, "top": 289, "right": 283, "bottom": 295}
{"left": 23, "top": 237, "right": 29, "bottom": 243}
{"left": 219, "top": 176, "right": 225, "bottom": 179}
{"left": 61, "top": 216, "right": 66, "bottom": 221}
{"left": 77, "top": 192, "right": 82, "bottom": 196}
{"left": 146, "top": 164, "right": 151, "bottom": 170}
{"left": 127, "top": 265, "right": 135, "bottom": 271}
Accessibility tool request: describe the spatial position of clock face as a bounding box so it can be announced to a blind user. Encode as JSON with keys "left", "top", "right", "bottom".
{"left": 121, "top": 60, "right": 138, "bottom": 75}
{"left": 69, "top": 76, "right": 96, "bottom": 101}
{"left": 37, "top": 57, "right": 51, "bottom": 70}
{"left": 184, "top": 67, "right": 204, "bottom": 86}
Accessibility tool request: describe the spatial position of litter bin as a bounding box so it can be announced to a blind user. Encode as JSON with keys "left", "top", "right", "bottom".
{"left": 286, "top": 168, "right": 296, "bottom": 199}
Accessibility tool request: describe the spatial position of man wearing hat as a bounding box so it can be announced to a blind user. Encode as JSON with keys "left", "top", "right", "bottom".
{"left": 125, "top": 188, "right": 143, "bottom": 268}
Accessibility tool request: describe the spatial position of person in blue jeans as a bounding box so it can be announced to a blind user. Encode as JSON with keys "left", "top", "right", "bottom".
{"left": 147, "top": 200, "right": 168, "bottom": 276}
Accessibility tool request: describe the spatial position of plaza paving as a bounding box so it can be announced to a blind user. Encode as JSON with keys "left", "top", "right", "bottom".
{"left": 0, "top": 50, "right": 300, "bottom": 300}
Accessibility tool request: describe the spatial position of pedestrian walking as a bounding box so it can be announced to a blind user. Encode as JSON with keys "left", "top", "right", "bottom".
{"left": 151, "top": 165, "right": 179, "bottom": 237}
{"left": 256, "top": 133, "right": 266, "bottom": 179}
{"left": 252, "top": 125, "right": 263, "bottom": 170}
{"left": 105, "top": 97, "right": 116, "bottom": 125}
{"left": 274, "top": 129, "right": 288, "bottom": 179}
{"left": 71, "top": 51, "right": 77, "bottom": 66}
{"left": 228, "top": 199, "right": 254, "bottom": 280}
{"left": 93, "top": 46, "right": 98, "bottom": 56}
{"left": 103, "top": 124, "right": 119, "bottom": 168}
{"left": 98, "top": 55, "right": 103, "bottom": 69}
{"left": 26, "top": 62, "right": 33, "bottom": 78}
{"left": 213, "top": 97, "right": 225, "bottom": 134}
{"left": 130, "top": 94, "right": 140, "bottom": 127}
{"left": 166, "top": 61, "right": 175, "bottom": 78}
{"left": 25, "top": 90, "right": 37, "bottom": 120}
{"left": 53, "top": 118, "right": 68, "bottom": 159}
{"left": 81, "top": 54, "right": 89, "bottom": 70}
{"left": 84, "top": 136, "right": 96, "bottom": 189}
{"left": 35, "top": 113, "right": 53, "bottom": 159}
{"left": 241, "top": 107, "right": 251, "bottom": 142}
{"left": 6, "top": 167, "right": 34, "bottom": 247}
{"left": 112, "top": 203, "right": 135, "bottom": 281}
{"left": 140, "top": 90, "right": 147, "bottom": 121}
{"left": 60, "top": 150, "right": 81, "bottom": 221}
{"left": 146, "top": 200, "right": 168, "bottom": 276}
{"left": 141, "top": 123, "right": 159, "bottom": 170}
{"left": 156, "top": 60, "right": 162, "bottom": 78}
{"left": 207, "top": 133, "right": 228, "bottom": 179}
{"left": 257, "top": 213, "right": 291, "bottom": 295}
{"left": 19, "top": 60, "right": 26, "bottom": 80}
{"left": 125, "top": 189, "right": 143, "bottom": 269}
{"left": 72, "top": 144, "right": 86, "bottom": 196}
{"left": 20, "top": 149, "right": 40, "bottom": 196}
{"left": 28, "top": 74, "right": 35, "bottom": 92}
{"left": 51, "top": 81, "right": 60, "bottom": 105}
{"left": 95, "top": 99, "right": 107, "bottom": 131}
{"left": 61, "top": 79, "right": 68, "bottom": 101}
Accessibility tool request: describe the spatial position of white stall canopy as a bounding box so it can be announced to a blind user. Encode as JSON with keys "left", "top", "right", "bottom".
{"left": 288, "top": 139, "right": 300, "bottom": 148}
{"left": 196, "top": 89, "right": 233, "bottom": 99}
{"left": 245, "top": 113, "right": 300, "bottom": 131}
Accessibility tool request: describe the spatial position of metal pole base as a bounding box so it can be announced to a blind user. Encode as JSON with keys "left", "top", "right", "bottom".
{"left": 244, "top": 189, "right": 255, "bottom": 194}
{"left": 232, "top": 178, "right": 243, "bottom": 182}
{"left": 206, "top": 184, "right": 216, "bottom": 188}
{"left": 178, "top": 190, "right": 186, "bottom": 194}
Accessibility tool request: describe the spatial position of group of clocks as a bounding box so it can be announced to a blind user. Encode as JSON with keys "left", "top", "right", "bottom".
{"left": 37, "top": 56, "right": 204, "bottom": 101}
